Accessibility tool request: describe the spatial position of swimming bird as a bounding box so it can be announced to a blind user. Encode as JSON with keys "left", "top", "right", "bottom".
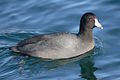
{"left": 9, "top": 12, "right": 103, "bottom": 59}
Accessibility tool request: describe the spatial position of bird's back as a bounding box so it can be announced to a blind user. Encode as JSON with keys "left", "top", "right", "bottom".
{"left": 17, "top": 32, "right": 81, "bottom": 59}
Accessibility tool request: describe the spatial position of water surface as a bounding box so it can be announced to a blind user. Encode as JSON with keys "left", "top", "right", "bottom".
{"left": 0, "top": 0, "right": 120, "bottom": 80}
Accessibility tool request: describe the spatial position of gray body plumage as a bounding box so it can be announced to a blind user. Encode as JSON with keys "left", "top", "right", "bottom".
{"left": 13, "top": 32, "right": 94, "bottom": 59}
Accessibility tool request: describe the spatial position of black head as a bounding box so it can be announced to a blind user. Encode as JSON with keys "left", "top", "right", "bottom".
{"left": 79, "top": 12, "right": 103, "bottom": 34}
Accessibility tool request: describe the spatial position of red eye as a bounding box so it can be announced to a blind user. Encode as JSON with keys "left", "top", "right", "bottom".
{"left": 90, "top": 19, "right": 92, "bottom": 22}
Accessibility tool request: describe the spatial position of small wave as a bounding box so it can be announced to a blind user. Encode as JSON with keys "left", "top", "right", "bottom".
{"left": 94, "top": 35, "right": 104, "bottom": 55}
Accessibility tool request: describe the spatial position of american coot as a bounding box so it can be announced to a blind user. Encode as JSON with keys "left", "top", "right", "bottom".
{"left": 10, "top": 12, "right": 103, "bottom": 59}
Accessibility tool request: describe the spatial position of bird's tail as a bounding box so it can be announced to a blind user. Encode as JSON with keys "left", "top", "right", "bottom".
{"left": 9, "top": 46, "right": 20, "bottom": 52}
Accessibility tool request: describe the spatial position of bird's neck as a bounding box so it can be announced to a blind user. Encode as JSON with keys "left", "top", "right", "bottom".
{"left": 78, "top": 25, "right": 94, "bottom": 42}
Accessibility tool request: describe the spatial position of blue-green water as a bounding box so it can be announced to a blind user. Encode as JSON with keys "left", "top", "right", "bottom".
{"left": 0, "top": 0, "right": 120, "bottom": 80}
